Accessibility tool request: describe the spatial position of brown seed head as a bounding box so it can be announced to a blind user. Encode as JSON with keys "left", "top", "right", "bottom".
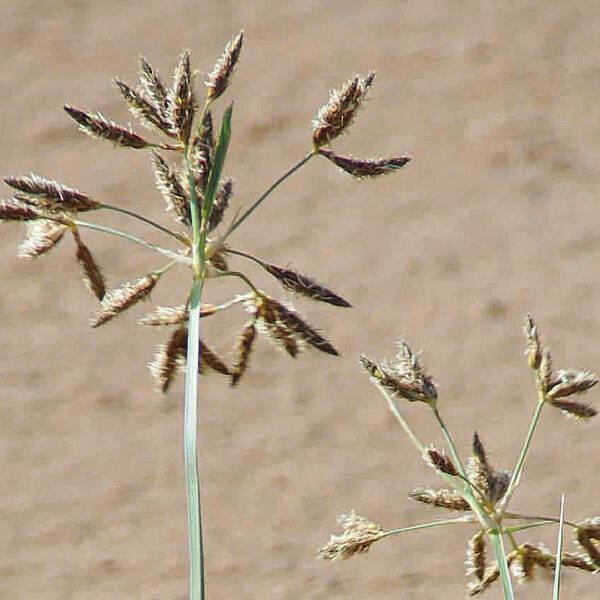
{"left": 524, "top": 314, "right": 542, "bottom": 370}
{"left": 64, "top": 105, "right": 151, "bottom": 149}
{"left": 466, "top": 530, "right": 486, "bottom": 581}
{"left": 319, "top": 149, "right": 411, "bottom": 178}
{"left": 547, "top": 369, "right": 598, "bottom": 400}
{"left": 91, "top": 273, "right": 159, "bottom": 327}
{"left": 317, "top": 511, "right": 384, "bottom": 561}
{"left": 539, "top": 347, "right": 553, "bottom": 393}
{"left": 467, "top": 432, "right": 494, "bottom": 498}
{"left": 139, "top": 304, "right": 189, "bottom": 326}
{"left": 18, "top": 219, "right": 68, "bottom": 258}
{"left": 167, "top": 50, "right": 196, "bottom": 144}
{"left": 0, "top": 198, "right": 40, "bottom": 222}
{"left": 488, "top": 469, "right": 511, "bottom": 505}
{"left": 360, "top": 342, "right": 437, "bottom": 404}
{"left": 312, "top": 72, "right": 375, "bottom": 148}
{"left": 255, "top": 296, "right": 300, "bottom": 357}
{"left": 576, "top": 518, "right": 600, "bottom": 568}
{"left": 424, "top": 445, "right": 459, "bottom": 477}
{"left": 257, "top": 295, "right": 338, "bottom": 356}
{"left": 138, "top": 56, "right": 169, "bottom": 115}
{"left": 149, "top": 326, "right": 188, "bottom": 392}
{"left": 206, "top": 31, "right": 244, "bottom": 101}
{"left": 561, "top": 551, "right": 600, "bottom": 572}
{"left": 231, "top": 317, "right": 257, "bottom": 387}
{"left": 260, "top": 261, "right": 351, "bottom": 307}
{"left": 72, "top": 229, "right": 106, "bottom": 300}
{"left": 151, "top": 152, "right": 191, "bottom": 225}
{"left": 208, "top": 178, "right": 232, "bottom": 232}
{"left": 408, "top": 487, "right": 470, "bottom": 511}
{"left": 199, "top": 340, "right": 230, "bottom": 376}
{"left": 467, "top": 551, "right": 519, "bottom": 596}
{"left": 4, "top": 174, "right": 99, "bottom": 212}
{"left": 548, "top": 398, "right": 598, "bottom": 420}
{"left": 114, "top": 78, "right": 174, "bottom": 137}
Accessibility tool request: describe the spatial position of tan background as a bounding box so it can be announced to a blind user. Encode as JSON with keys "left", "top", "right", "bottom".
{"left": 1, "top": 1, "right": 600, "bottom": 599}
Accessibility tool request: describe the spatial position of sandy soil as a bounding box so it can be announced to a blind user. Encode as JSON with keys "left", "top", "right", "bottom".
{"left": 1, "top": 2, "right": 600, "bottom": 599}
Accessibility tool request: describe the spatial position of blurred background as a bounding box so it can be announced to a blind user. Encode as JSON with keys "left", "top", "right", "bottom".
{"left": 1, "top": 1, "right": 600, "bottom": 599}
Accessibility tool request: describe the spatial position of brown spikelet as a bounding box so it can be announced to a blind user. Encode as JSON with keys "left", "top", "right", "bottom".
{"left": 539, "top": 347, "right": 553, "bottom": 393}
{"left": 359, "top": 343, "right": 437, "bottom": 404}
{"left": 408, "top": 487, "right": 470, "bottom": 511}
{"left": 0, "top": 198, "right": 41, "bottom": 221}
{"left": 466, "top": 530, "right": 486, "bottom": 581}
{"left": 91, "top": 273, "right": 159, "bottom": 327}
{"left": 549, "top": 398, "right": 598, "bottom": 419}
{"left": 319, "top": 149, "right": 411, "bottom": 178}
{"left": 576, "top": 520, "right": 600, "bottom": 568}
{"left": 191, "top": 111, "right": 215, "bottom": 194}
{"left": 208, "top": 178, "right": 232, "bottom": 232}
{"left": 547, "top": 369, "right": 599, "bottom": 400}
{"left": 4, "top": 174, "right": 100, "bottom": 212}
{"left": 18, "top": 219, "right": 68, "bottom": 258}
{"left": 524, "top": 314, "right": 542, "bottom": 370}
{"left": 167, "top": 50, "right": 195, "bottom": 144}
{"left": 257, "top": 297, "right": 299, "bottom": 357}
{"left": 231, "top": 318, "right": 257, "bottom": 386}
{"left": 198, "top": 110, "right": 215, "bottom": 151}
{"left": 151, "top": 152, "right": 191, "bottom": 225}
{"left": 139, "top": 304, "right": 189, "bottom": 326}
{"left": 114, "top": 78, "right": 174, "bottom": 137}
{"left": 488, "top": 469, "right": 511, "bottom": 504}
{"left": 207, "top": 247, "right": 228, "bottom": 272}
{"left": 561, "top": 552, "right": 600, "bottom": 572}
{"left": 64, "top": 105, "right": 150, "bottom": 149}
{"left": 312, "top": 72, "right": 375, "bottom": 148}
{"left": 424, "top": 445, "right": 459, "bottom": 477}
{"left": 467, "top": 551, "right": 519, "bottom": 596}
{"left": 138, "top": 57, "right": 169, "bottom": 115}
{"left": 72, "top": 229, "right": 106, "bottom": 300}
{"left": 318, "top": 511, "right": 384, "bottom": 561}
{"left": 467, "top": 432, "right": 494, "bottom": 497}
{"left": 259, "top": 261, "right": 351, "bottom": 307}
{"left": 199, "top": 341, "right": 230, "bottom": 376}
{"left": 206, "top": 31, "right": 244, "bottom": 101}
{"left": 260, "top": 295, "right": 338, "bottom": 356}
{"left": 511, "top": 546, "right": 537, "bottom": 583}
{"left": 149, "top": 326, "right": 188, "bottom": 392}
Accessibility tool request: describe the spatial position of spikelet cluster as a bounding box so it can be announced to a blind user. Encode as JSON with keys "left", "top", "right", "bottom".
{"left": 2, "top": 32, "right": 412, "bottom": 394}
{"left": 318, "top": 511, "right": 384, "bottom": 561}
{"left": 359, "top": 340, "right": 437, "bottom": 405}
{"left": 319, "top": 317, "right": 599, "bottom": 597}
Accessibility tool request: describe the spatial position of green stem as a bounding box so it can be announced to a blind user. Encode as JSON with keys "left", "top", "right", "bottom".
{"left": 431, "top": 406, "right": 467, "bottom": 477}
{"left": 183, "top": 105, "right": 232, "bottom": 600}
{"left": 225, "top": 248, "right": 264, "bottom": 266}
{"left": 213, "top": 270, "right": 260, "bottom": 294}
{"left": 488, "top": 530, "right": 516, "bottom": 600}
{"left": 375, "top": 386, "right": 425, "bottom": 454}
{"left": 221, "top": 151, "right": 316, "bottom": 241}
{"left": 184, "top": 143, "right": 205, "bottom": 600}
{"left": 503, "top": 512, "right": 578, "bottom": 529}
{"left": 553, "top": 495, "right": 566, "bottom": 600}
{"left": 100, "top": 203, "right": 189, "bottom": 245}
{"left": 72, "top": 220, "right": 190, "bottom": 264}
{"left": 503, "top": 521, "right": 553, "bottom": 534}
{"left": 498, "top": 398, "right": 546, "bottom": 513}
{"left": 382, "top": 515, "right": 474, "bottom": 538}
{"left": 184, "top": 278, "right": 204, "bottom": 600}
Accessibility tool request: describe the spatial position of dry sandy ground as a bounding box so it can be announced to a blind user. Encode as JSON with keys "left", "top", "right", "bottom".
{"left": 1, "top": 2, "right": 600, "bottom": 599}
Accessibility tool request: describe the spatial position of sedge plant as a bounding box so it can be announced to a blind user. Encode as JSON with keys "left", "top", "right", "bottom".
{"left": 1, "top": 33, "right": 412, "bottom": 600}
{"left": 319, "top": 315, "right": 599, "bottom": 598}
